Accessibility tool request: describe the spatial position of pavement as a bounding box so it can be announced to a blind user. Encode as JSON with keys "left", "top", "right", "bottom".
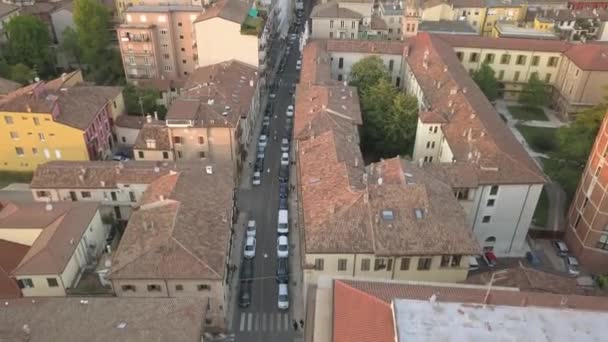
{"left": 225, "top": 5, "right": 310, "bottom": 341}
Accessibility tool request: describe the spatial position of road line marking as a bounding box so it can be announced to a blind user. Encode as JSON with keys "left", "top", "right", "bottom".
{"left": 284, "top": 313, "right": 289, "bottom": 331}
{"left": 247, "top": 313, "right": 252, "bottom": 331}
{"left": 262, "top": 313, "right": 267, "bottom": 332}
{"left": 276, "top": 313, "right": 282, "bottom": 332}
{"left": 239, "top": 312, "right": 246, "bottom": 332}
{"left": 254, "top": 313, "right": 259, "bottom": 331}
{"left": 269, "top": 312, "right": 274, "bottom": 331}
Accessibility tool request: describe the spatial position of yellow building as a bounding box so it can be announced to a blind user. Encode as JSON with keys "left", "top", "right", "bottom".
{"left": 0, "top": 75, "right": 123, "bottom": 171}
{"left": 534, "top": 16, "right": 555, "bottom": 30}
{"left": 481, "top": 0, "right": 525, "bottom": 36}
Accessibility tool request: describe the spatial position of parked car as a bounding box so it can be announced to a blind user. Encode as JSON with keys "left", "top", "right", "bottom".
{"left": 276, "top": 257, "right": 289, "bottom": 283}
{"left": 552, "top": 241, "right": 569, "bottom": 256}
{"left": 252, "top": 171, "right": 261, "bottom": 186}
{"left": 564, "top": 256, "right": 580, "bottom": 276}
{"left": 286, "top": 105, "right": 294, "bottom": 117}
{"left": 269, "top": 92, "right": 277, "bottom": 99}
{"left": 258, "top": 135, "right": 268, "bottom": 149}
{"left": 482, "top": 251, "right": 497, "bottom": 267}
{"left": 238, "top": 281, "right": 251, "bottom": 308}
{"left": 244, "top": 236, "right": 256, "bottom": 259}
{"left": 246, "top": 220, "right": 256, "bottom": 238}
{"left": 279, "top": 197, "right": 288, "bottom": 210}
{"left": 263, "top": 116, "right": 270, "bottom": 127}
{"left": 281, "top": 152, "right": 289, "bottom": 166}
{"left": 289, "top": 33, "right": 297, "bottom": 41}
{"left": 278, "top": 283, "right": 289, "bottom": 310}
{"left": 240, "top": 258, "right": 254, "bottom": 282}
{"left": 279, "top": 183, "right": 288, "bottom": 199}
{"left": 296, "top": 59, "right": 302, "bottom": 70}
{"left": 277, "top": 209, "right": 289, "bottom": 234}
{"left": 277, "top": 235, "right": 289, "bottom": 258}
{"left": 279, "top": 166, "right": 289, "bottom": 183}
{"left": 112, "top": 153, "right": 130, "bottom": 161}
{"left": 254, "top": 157, "right": 264, "bottom": 172}
{"left": 281, "top": 138, "right": 290, "bottom": 152}
{"left": 261, "top": 124, "right": 269, "bottom": 136}
{"left": 257, "top": 149, "right": 265, "bottom": 161}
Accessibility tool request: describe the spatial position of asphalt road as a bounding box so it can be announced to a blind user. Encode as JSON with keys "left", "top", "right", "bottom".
{"left": 232, "top": 18, "right": 306, "bottom": 342}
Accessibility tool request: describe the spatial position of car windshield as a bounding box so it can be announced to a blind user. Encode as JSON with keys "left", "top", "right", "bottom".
{"left": 245, "top": 245, "right": 253, "bottom": 251}
{"left": 279, "top": 244, "right": 288, "bottom": 251}
{"left": 279, "top": 295, "right": 288, "bottom": 301}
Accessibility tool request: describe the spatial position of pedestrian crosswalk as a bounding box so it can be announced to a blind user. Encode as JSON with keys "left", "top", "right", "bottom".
{"left": 238, "top": 312, "right": 291, "bottom": 332}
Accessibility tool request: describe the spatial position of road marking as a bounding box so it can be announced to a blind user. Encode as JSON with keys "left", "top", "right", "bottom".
{"left": 262, "top": 313, "right": 267, "bottom": 332}
{"left": 254, "top": 313, "right": 259, "bottom": 331}
{"left": 239, "top": 312, "right": 246, "bottom": 332}
{"left": 247, "top": 313, "right": 252, "bottom": 331}
{"left": 269, "top": 312, "right": 274, "bottom": 331}
{"left": 284, "top": 313, "right": 289, "bottom": 331}
{"left": 276, "top": 313, "right": 282, "bottom": 332}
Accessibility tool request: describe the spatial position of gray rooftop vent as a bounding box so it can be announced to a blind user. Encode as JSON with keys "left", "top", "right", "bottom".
{"left": 381, "top": 209, "right": 394, "bottom": 221}
{"left": 414, "top": 208, "right": 424, "bottom": 220}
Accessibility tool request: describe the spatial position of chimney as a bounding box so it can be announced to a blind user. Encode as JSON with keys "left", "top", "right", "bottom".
{"left": 450, "top": 87, "right": 458, "bottom": 95}
{"left": 205, "top": 165, "right": 213, "bottom": 174}
{"left": 159, "top": 195, "right": 164, "bottom": 201}
{"left": 462, "top": 87, "right": 467, "bottom": 93}
{"left": 78, "top": 174, "right": 84, "bottom": 182}
{"left": 377, "top": 177, "right": 383, "bottom": 185}
{"left": 418, "top": 158, "right": 424, "bottom": 167}
{"left": 146, "top": 114, "right": 152, "bottom": 123}
{"left": 355, "top": 157, "right": 359, "bottom": 167}
{"left": 100, "top": 181, "right": 105, "bottom": 187}
{"left": 45, "top": 203, "right": 53, "bottom": 211}
{"left": 249, "top": 79, "right": 254, "bottom": 87}
{"left": 154, "top": 111, "right": 158, "bottom": 120}
{"left": 436, "top": 81, "right": 442, "bottom": 89}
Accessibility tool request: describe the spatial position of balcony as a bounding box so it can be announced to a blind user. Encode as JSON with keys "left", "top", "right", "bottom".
{"left": 120, "top": 35, "right": 151, "bottom": 43}
{"left": 241, "top": 16, "right": 265, "bottom": 36}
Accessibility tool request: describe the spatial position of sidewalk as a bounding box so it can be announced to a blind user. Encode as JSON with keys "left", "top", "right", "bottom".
{"left": 225, "top": 211, "right": 249, "bottom": 331}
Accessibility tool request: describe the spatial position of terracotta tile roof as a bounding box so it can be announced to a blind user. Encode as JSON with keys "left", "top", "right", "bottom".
{"left": 436, "top": 33, "right": 571, "bottom": 52}
{"left": 300, "top": 40, "right": 332, "bottom": 85}
{"left": 0, "top": 77, "right": 20, "bottom": 95}
{"left": 0, "top": 239, "right": 28, "bottom": 299}
{"left": 31, "top": 161, "right": 177, "bottom": 189}
{"left": 422, "top": 162, "right": 480, "bottom": 188}
{"left": 370, "top": 15, "right": 389, "bottom": 30}
{"left": 410, "top": 33, "right": 546, "bottom": 184}
{"left": 137, "top": 78, "right": 187, "bottom": 92}
{"left": 311, "top": 0, "right": 363, "bottom": 18}
{"left": 133, "top": 122, "right": 172, "bottom": 150}
{"left": 114, "top": 114, "right": 146, "bottom": 129}
{"left": 0, "top": 2, "right": 18, "bottom": 17}
{"left": 333, "top": 280, "right": 394, "bottom": 342}
{"left": 340, "top": 278, "right": 608, "bottom": 311}
{"left": 419, "top": 110, "right": 448, "bottom": 123}
{"left": 45, "top": 70, "right": 82, "bottom": 91}
{"left": 367, "top": 158, "right": 480, "bottom": 256}
{"left": 110, "top": 162, "right": 235, "bottom": 280}
{"left": 194, "top": 0, "right": 252, "bottom": 24}
{"left": 168, "top": 60, "right": 258, "bottom": 128}
{"left": 449, "top": 0, "right": 486, "bottom": 7}
{"left": 564, "top": 43, "right": 608, "bottom": 71}
{"left": 0, "top": 297, "right": 206, "bottom": 342}
{"left": 3, "top": 202, "right": 101, "bottom": 276}
{"left": 327, "top": 39, "right": 407, "bottom": 54}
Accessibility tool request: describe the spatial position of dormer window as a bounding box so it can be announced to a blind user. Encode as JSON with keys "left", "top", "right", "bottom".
{"left": 414, "top": 208, "right": 424, "bottom": 220}
{"left": 146, "top": 139, "right": 156, "bottom": 149}
{"left": 381, "top": 210, "right": 394, "bottom": 221}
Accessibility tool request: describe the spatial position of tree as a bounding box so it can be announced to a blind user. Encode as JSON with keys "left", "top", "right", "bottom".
{"left": 9, "top": 64, "right": 35, "bottom": 85}
{"left": 349, "top": 56, "right": 390, "bottom": 94}
{"left": 555, "top": 104, "right": 606, "bottom": 165}
{"left": 472, "top": 62, "right": 499, "bottom": 102}
{"left": 73, "top": 0, "right": 111, "bottom": 68}
{"left": 519, "top": 72, "right": 549, "bottom": 107}
{"left": 61, "top": 27, "right": 83, "bottom": 65}
{"left": 382, "top": 92, "right": 419, "bottom": 156}
{"left": 122, "top": 84, "right": 166, "bottom": 118}
{"left": 5, "top": 15, "right": 53, "bottom": 76}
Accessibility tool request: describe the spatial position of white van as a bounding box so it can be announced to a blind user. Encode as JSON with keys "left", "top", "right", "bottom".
{"left": 278, "top": 283, "right": 289, "bottom": 310}
{"left": 278, "top": 209, "right": 289, "bottom": 234}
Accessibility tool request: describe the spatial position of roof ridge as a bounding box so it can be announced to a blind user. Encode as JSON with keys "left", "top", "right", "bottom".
{"left": 171, "top": 236, "right": 222, "bottom": 278}
{"left": 335, "top": 279, "right": 393, "bottom": 307}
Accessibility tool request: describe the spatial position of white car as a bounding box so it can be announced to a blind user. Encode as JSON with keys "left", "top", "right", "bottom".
{"left": 280, "top": 138, "right": 290, "bottom": 152}
{"left": 269, "top": 93, "right": 277, "bottom": 99}
{"left": 278, "top": 283, "right": 289, "bottom": 310}
{"left": 258, "top": 135, "right": 268, "bottom": 149}
{"left": 280, "top": 152, "right": 289, "bottom": 166}
{"left": 289, "top": 33, "right": 297, "bottom": 41}
{"left": 252, "top": 171, "right": 261, "bottom": 186}
{"left": 296, "top": 59, "right": 302, "bottom": 70}
{"left": 565, "top": 256, "right": 580, "bottom": 276}
{"left": 286, "top": 105, "right": 294, "bottom": 117}
{"left": 244, "top": 237, "right": 256, "bottom": 259}
{"left": 257, "top": 149, "right": 265, "bottom": 160}
{"left": 262, "top": 116, "right": 270, "bottom": 126}
{"left": 246, "top": 220, "right": 256, "bottom": 238}
{"left": 277, "top": 235, "right": 289, "bottom": 258}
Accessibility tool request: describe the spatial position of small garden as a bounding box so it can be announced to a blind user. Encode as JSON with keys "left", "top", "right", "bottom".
{"left": 508, "top": 105, "right": 549, "bottom": 121}
{"left": 515, "top": 124, "right": 558, "bottom": 153}
{"left": 241, "top": 16, "right": 264, "bottom": 36}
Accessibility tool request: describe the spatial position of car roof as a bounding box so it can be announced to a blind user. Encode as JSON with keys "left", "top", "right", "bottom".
{"left": 278, "top": 235, "right": 288, "bottom": 243}
{"left": 246, "top": 236, "right": 255, "bottom": 243}
{"left": 282, "top": 152, "right": 288, "bottom": 157}
{"left": 279, "top": 283, "right": 288, "bottom": 292}
{"left": 567, "top": 256, "right": 579, "bottom": 265}
{"left": 247, "top": 220, "right": 255, "bottom": 226}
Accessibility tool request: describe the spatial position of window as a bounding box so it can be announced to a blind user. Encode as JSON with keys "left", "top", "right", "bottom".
{"left": 199, "top": 151, "right": 206, "bottom": 158}
{"left": 482, "top": 215, "right": 491, "bottom": 223}
{"left": 36, "top": 191, "right": 48, "bottom": 197}
{"left": 129, "top": 191, "right": 136, "bottom": 202}
{"left": 337, "top": 74, "right": 343, "bottom": 81}
{"left": 498, "top": 70, "right": 504, "bottom": 80}
{"left": 47, "top": 278, "right": 59, "bottom": 287}
{"left": 17, "top": 278, "right": 34, "bottom": 289}
{"left": 177, "top": 151, "right": 182, "bottom": 158}
{"left": 388, "top": 60, "right": 394, "bottom": 72}
{"left": 340, "top": 20, "right": 344, "bottom": 28}
{"left": 179, "top": 35, "right": 184, "bottom": 39}
{"left": 490, "top": 185, "right": 499, "bottom": 195}
{"left": 338, "top": 259, "right": 347, "bottom": 271}
{"left": 182, "top": 59, "right": 186, "bottom": 64}
{"left": 178, "top": 22, "right": 182, "bottom": 27}
{"left": 516, "top": 55, "right": 526, "bottom": 65}
{"left": 111, "top": 192, "right": 117, "bottom": 201}
{"left": 81, "top": 191, "right": 91, "bottom": 198}
{"left": 387, "top": 258, "right": 393, "bottom": 271}
{"left": 374, "top": 258, "right": 387, "bottom": 271}
{"left": 197, "top": 284, "right": 210, "bottom": 291}
{"left": 400, "top": 257, "right": 410, "bottom": 270}
{"left": 352, "top": 20, "right": 355, "bottom": 29}
{"left": 54, "top": 149, "right": 61, "bottom": 159}
{"left": 361, "top": 258, "right": 370, "bottom": 271}
{"left": 487, "top": 199, "right": 495, "bottom": 207}
{"left": 175, "top": 284, "right": 184, "bottom": 291}
{"left": 329, "top": 32, "right": 333, "bottom": 39}
{"left": 121, "top": 285, "right": 136, "bottom": 292}
{"left": 9, "top": 131, "right": 19, "bottom": 140}
{"left": 314, "top": 258, "right": 324, "bottom": 270}
{"left": 330, "top": 20, "right": 333, "bottom": 28}
{"left": 138, "top": 151, "right": 144, "bottom": 158}
{"left": 485, "top": 53, "right": 495, "bottom": 63}
{"left": 147, "top": 284, "right": 162, "bottom": 292}
{"left": 456, "top": 52, "right": 464, "bottom": 61}
{"left": 597, "top": 234, "right": 608, "bottom": 250}
{"left": 545, "top": 73, "right": 552, "bottom": 83}
{"left": 163, "top": 54, "right": 170, "bottom": 59}
{"left": 417, "top": 257, "right": 432, "bottom": 270}
{"left": 454, "top": 188, "right": 469, "bottom": 200}
{"left": 547, "top": 57, "right": 558, "bottom": 67}
{"left": 4, "top": 115, "right": 13, "bottom": 124}
{"left": 513, "top": 71, "right": 520, "bottom": 82}
{"left": 469, "top": 52, "right": 479, "bottom": 62}
{"left": 440, "top": 255, "right": 450, "bottom": 267}
{"left": 173, "top": 136, "right": 182, "bottom": 144}
{"left": 531, "top": 56, "right": 539, "bottom": 66}
{"left": 396, "top": 77, "right": 401, "bottom": 87}
{"left": 351, "top": 32, "right": 355, "bottom": 39}
{"left": 163, "top": 151, "right": 169, "bottom": 159}
{"left": 451, "top": 255, "right": 462, "bottom": 267}
{"left": 500, "top": 54, "right": 511, "bottom": 65}
{"left": 33, "top": 117, "right": 40, "bottom": 126}
{"left": 15, "top": 147, "right": 24, "bottom": 156}
{"left": 338, "top": 57, "right": 343, "bottom": 69}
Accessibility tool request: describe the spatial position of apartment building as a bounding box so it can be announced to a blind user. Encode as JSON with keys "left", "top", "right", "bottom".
{"left": 0, "top": 2, "right": 19, "bottom": 40}
{"left": 117, "top": 5, "right": 205, "bottom": 83}
{"left": 109, "top": 161, "right": 235, "bottom": 330}
{"left": 566, "top": 111, "right": 608, "bottom": 274}
{"left": 568, "top": 0, "right": 608, "bottom": 10}
{"left": 115, "top": 0, "right": 209, "bottom": 19}
{"left": 533, "top": 7, "right": 608, "bottom": 40}
{"left": 0, "top": 74, "right": 124, "bottom": 171}
{"left": 30, "top": 161, "right": 176, "bottom": 221}
{"left": 132, "top": 60, "right": 260, "bottom": 173}
{"left": 481, "top": 0, "right": 525, "bottom": 35}
{"left": 114, "top": 114, "right": 146, "bottom": 146}
{"left": 310, "top": 0, "right": 365, "bottom": 39}
{"left": 379, "top": 0, "right": 405, "bottom": 39}
{"left": 0, "top": 201, "right": 107, "bottom": 297}
{"left": 296, "top": 44, "right": 480, "bottom": 288}
{"left": 422, "top": 0, "right": 487, "bottom": 33}
{"left": 441, "top": 34, "right": 608, "bottom": 115}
